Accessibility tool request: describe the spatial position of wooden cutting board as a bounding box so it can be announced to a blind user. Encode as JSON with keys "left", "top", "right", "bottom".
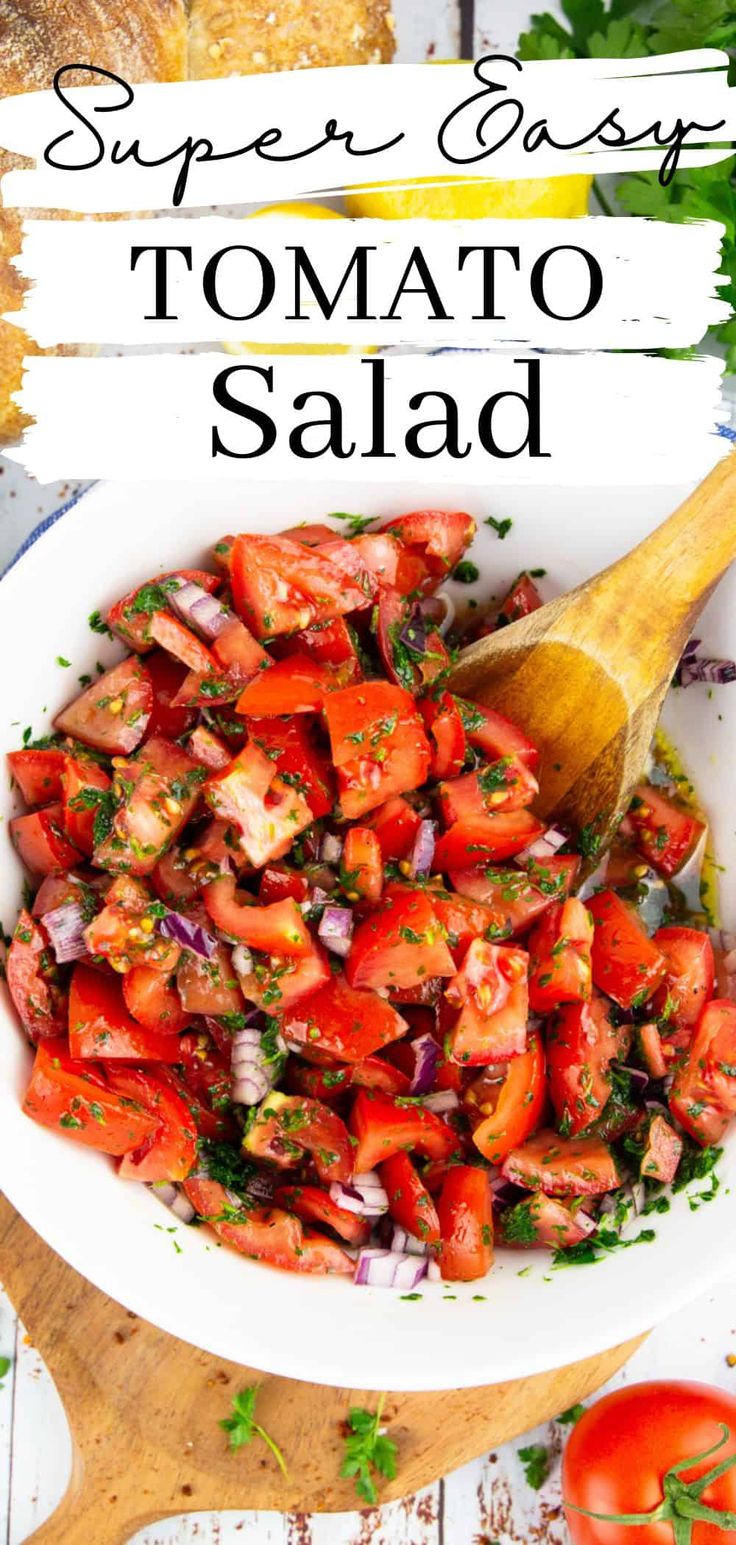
{"left": 0, "top": 1195, "right": 643, "bottom": 1543}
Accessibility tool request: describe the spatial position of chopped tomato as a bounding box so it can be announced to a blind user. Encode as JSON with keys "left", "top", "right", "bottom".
{"left": 158, "top": 1063, "right": 236, "bottom": 1143}
{"left": 279, "top": 522, "right": 338, "bottom": 548}
{"left": 376, "top": 590, "right": 451, "bottom": 695}
{"left": 625, "top": 783, "right": 705, "bottom": 878}
{"left": 445, "top": 939, "right": 529, "bottom": 1065}
{"left": 183, "top": 1176, "right": 354, "bottom": 1275}
{"left": 8, "top": 748, "right": 66, "bottom": 806}
{"left": 652, "top": 925, "right": 715, "bottom": 1031}
{"left": 433, "top": 811, "right": 544, "bottom": 872}
{"left": 177, "top": 941, "right": 244, "bottom": 1017}
{"left": 106, "top": 1066, "right": 198, "bottom": 1182}
{"left": 366, "top": 796, "right": 421, "bottom": 862}
{"left": 502, "top": 1129, "right": 621, "bottom": 1196}
{"left": 440, "top": 759, "right": 538, "bottom": 824}
{"left": 346, "top": 886, "right": 455, "bottom": 993}
{"left": 282, "top": 617, "right": 362, "bottom": 681}
{"left": 378, "top": 510, "right": 475, "bottom": 595}
{"left": 245, "top": 714, "right": 334, "bottom": 820}
{"left": 187, "top": 724, "right": 233, "bottom": 772}
{"left": 498, "top": 570, "right": 544, "bottom": 625}
{"left": 437, "top": 1165, "right": 493, "bottom": 1282}
{"left": 23, "top": 1039, "right": 157, "bottom": 1154}
{"left": 419, "top": 692, "right": 466, "bottom": 780}
{"left": 205, "top": 741, "right": 313, "bottom": 867}
{"left": 639, "top": 1113, "right": 683, "bottom": 1184}
{"left": 587, "top": 889, "right": 667, "bottom": 1009}
{"left": 61, "top": 756, "right": 111, "bottom": 856}
{"left": 528, "top": 897, "right": 593, "bottom": 1014}
{"left": 122, "top": 966, "right": 192, "bottom": 1034}
{"left": 68, "top": 964, "right": 185, "bottom": 1062}
{"left": 152, "top": 845, "right": 201, "bottom": 909}
{"left": 83, "top": 883, "right": 180, "bottom": 973}
{"left": 315, "top": 538, "right": 379, "bottom": 607}
{"left": 275, "top": 1184, "right": 371, "bottom": 1246}
{"left": 430, "top": 889, "right": 509, "bottom": 965}
{"left": 144, "top": 648, "right": 198, "bottom": 741}
{"left": 235, "top": 937, "right": 331, "bottom": 1011}
{"left": 497, "top": 1194, "right": 592, "bottom": 1251}
{"left": 203, "top": 876, "right": 311, "bottom": 956}
{"left": 231, "top": 533, "right": 369, "bottom": 638}
{"left": 149, "top": 610, "right": 220, "bottom": 677}
{"left": 243, "top": 1090, "right": 352, "bottom": 1182}
{"left": 454, "top": 697, "right": 539, "bottom": 771}
{"left": 7, "top": 910, "right": 68, "bottom": 1041}
{"left": 107, "top": 569, "right": 220, "bottom": 652}
{"left": 636, "top": 1021, "right": 668, "bottom": 1080}
{"left": 342, "top": 826, "right": 383, "bottom": 904}
{"left": 54, "top": 657, "right": 153, "bottom": 755}
{"left": 351, "top": 531, "right": 402, "bottom": 589}
{"left": 547, "top": 994, "right": 629, "bottom": 1137}
{"left": 94, "top": 736, "right": 205, "bottom": 876}
{"left": 278, "top": 975, "right": 408, "bottom": 1063}
{"left": 349, "top": 1089, "right": 457, "bottom": 1172}
{"left": 10, "top": 804, "right": 81, "bottom": 875}
{"left": 670, "top": 999, "right": 736, "bottom": 1145}
{"left": 210, "top": 616, "right": 269, "bottom": 689}
{"left": 469, "top": 1030, "right": 546, "bottom": 1164}
{"left": 380, "top": 1150, "right": 441, "bottom": 1245}
{"left": 237, "top": 655, "right": 333, "bottom": 716}
{"left": 324, "top": 681, "right": 432, "bottom": 820}
{"left": 449, "top": 855, "right": 580, "bottom": 935}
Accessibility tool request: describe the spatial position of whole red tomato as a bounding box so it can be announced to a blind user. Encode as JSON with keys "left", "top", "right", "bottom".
{"left": 563, "top": 1381, "right": 736, "bottom": 1544}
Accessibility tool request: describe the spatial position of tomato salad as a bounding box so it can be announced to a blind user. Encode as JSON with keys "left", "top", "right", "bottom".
{"left": 4, "top": 511, "right": 734, "bottom": 1289}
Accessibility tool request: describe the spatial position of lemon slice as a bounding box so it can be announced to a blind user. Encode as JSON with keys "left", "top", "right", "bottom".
{"left": 344, "top": 174, "right": 592, "bottom": 221}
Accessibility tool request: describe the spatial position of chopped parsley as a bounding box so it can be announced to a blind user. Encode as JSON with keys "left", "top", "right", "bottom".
{"left": 340, "top": 1396, "right": 398, "bottom": 1506}
{"left": 219, "top": 1386, "right": 288, "bottom": 1475}
{"left": 518, "top": 1444, "right": 550, "bottom": 1490}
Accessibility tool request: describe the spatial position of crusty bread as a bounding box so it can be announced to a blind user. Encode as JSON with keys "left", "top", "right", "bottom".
{"left": 0, "top": 0, "right": 395, "bottom": 447}
{"left": 188, "top": 0, "right": 394, "bottom": 77}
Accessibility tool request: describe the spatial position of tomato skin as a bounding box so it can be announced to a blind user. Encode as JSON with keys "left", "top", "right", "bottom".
{"left": 547, "top": 995, "right": 629, "bottom": 1137}
{"left": 669, "top": 999, "right": 736, "bottom": 1146}
{"left": 182, "top": 1176, "right": 354, "bottom": 1275}
{"left": 231, "top": 533, "right": 369, "bottom": 638}
{"left": 430, "top": 889, "right": 508, "bottom": 965}
{"left": 61, "top": 757, "right": 111, "bottom": 856}
{"left": 528, "top": 898, "right": 594, "bottom": 1015}
{"left": 433, "top": 811, "right": 544, "bottom": 872}
{"left": 454, "top": 698, "right": 539, "bottom": 771}
{"left": 7, "top": 748, "right": 66, "bottom": 806}
{"left": 366, "top": 796, "right": 421, "bottom": 862}
{"left": 205, "top": 741, "right": 313, "bottom": 867}
{"left": 236, "top": 655, "right": 331, "bottom": 716}
{"left": 258, "top": 865, "right": 309, "bottom": 906}
{"left": 439, "top": 760, "right": 538, "bottom": 824}
{"left": 380, "top": 1150, "right": 441, "bottom": 1245}
{"left": 346, "top": 886, "right": 455, "bottom": 993}
{"left": 122, "top": 966, "right": 192, "bottom": 1034}
{"left": 275, "top": 1184, "right": 371, "bottom": 1246}
{"left": 377, "top": 510, "right": 475, "bottom": 595}
{"left": 437, "top": 1165, "right": 493, "bottom": 1282}
{"left": 245, "top": 714, "right": 334, "bottom": 821}
{"left": 54, "top": 656, "right": 153, "bottom": 755}
{"left": 68, "top": 964, "right": 185, "bottom": 1062}
{"left": 563, "top": 1381, "right": 736, "bottom": 1545}
{"left": 349, "top": 1089, "right": 457, "bottom": 1172}
{"left": 278, "top": 616, "right": 363, "bottom": 680}
{"left": 280, "top": 974, "right": 408, "bottom": 1063}
{"left": 10, "top": 805, "right": 81, "bottom": 875}
{"left": 450, "top": 855, "right": 580, "bottom": 936}
{"left": 107, "top": 569, "right": 220, "bottom": 652}
{"left": 419, "top": 693, "right": 466, "bottom": 780}
{"left": 203, "top": 875, "right": 311, "bottom": 956}
{"left": 106, "top": 1066, "right": 198, "bottom": 1182}
{"left": 144, "top": 648, "right": 198, "bottom": 741}
{"left": 503, "top": 1129, "right": 621, "bottom": 1196}
{"left": 625, "top": 783, "right": 706, "bottom": 879}
{"left": 342, "top": 825, "right": 384, "bottom": 904}
{"left": 7, "top": 909, "right": 69, "bottom": 1041}
{"left": 587, "top": 890, "right": 667, "bottom": 1010}
{"left": 470, "top": 1031, "right": 546, "bottom": 1163}
{"left": 235, "top": 938, "right": 331, "bottom": 1011}
{"left": 652, "top": 926, "right": 715, "bottom": 1032}
{"left": 23, "top": 1039, "right": 158, "bottom": 1155}
{"left": 498, "top": 571, "right": 544, "bottom": 626}
{"left": 324, "top": 682, "right": 432, "bottom": 820}
{"left": 445, "top": 939, "right": 529, "bottom": 1066}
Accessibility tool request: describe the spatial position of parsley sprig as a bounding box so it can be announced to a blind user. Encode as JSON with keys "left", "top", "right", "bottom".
{"left": 340, "top": 1395, "right": 398, "bottom": 1505}
{"left": 219, "top": 1386, "right": 288, "bottom": 1476}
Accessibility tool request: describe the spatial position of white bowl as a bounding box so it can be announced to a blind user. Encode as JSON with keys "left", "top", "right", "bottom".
{"left": 1, "top": 476, "right": 735, "bottom": 1392}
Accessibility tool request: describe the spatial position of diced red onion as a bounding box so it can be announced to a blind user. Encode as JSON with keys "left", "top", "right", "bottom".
{"left": 431, "top": 590, "right": 455, "bottom": 637}
{"left": 158, "top": 910, "right": 218, "bottom": 959}
{"left": 614, "top": 1063, "right": 649, "bottom": 1098}
{"left": 231, "top": 942, "right": 254, "bottom": 978}
{"left": 390, "top": 1225, "right": 428, "bottom": 1257}
{"left": 42, "top": 899, "right": 89, "bottom": 964}
{"left": 491, "top": 1175, "right": 526, "bottom": 1208}
{"left": 318, "top": 905, "right": 354, "bottom": 958}
{"left": 517, "top": 826, "right": 567, "bottom": 866}
{"left": 676, "top": 637, "right": 736, "bottom": 687}
{"left": 320, "top": 832, "right": 343, "bottom": 865}
{"left": 309, "top": 885, "right": 333, "bottom": 910}
{"left": 354, "top": 1248, "right": 429, "bottom": 1289}
{"left": 408, "top": 1032, "right": 439, "bottom": 1095}
{"left": 232, "top": 1022, "right": 285, "bottom": 1106}
{"left": 149, "top": 1181, "right": 196, "bottom": 1225}
{"left": 571, "top": 1209, "right": 597, "bottom": 1238}
{"left": 427, "top": 1258, "right": 442, "bottom": 1283}
{"left": 422, "top": 1089, "right": 460, "bottom": 1115}
{"left": 330, "top": 1174, "right": 389, "bottom": 1217}
{"left": 408, "top": 819, "right": 436, "bottom": 879}
{"left": 245, "top": 1169, "right": 276, "bottom": 1204}
{"left": 168, "top": 581, "right": 233, "bottom": 641}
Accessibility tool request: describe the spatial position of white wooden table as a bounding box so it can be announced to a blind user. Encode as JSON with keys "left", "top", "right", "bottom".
{"left": 2, "top": 0, "right": 736, "bottom": 1538}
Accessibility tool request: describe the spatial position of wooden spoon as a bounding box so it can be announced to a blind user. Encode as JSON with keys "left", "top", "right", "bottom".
{"left": 448, "top": 454, "right": 736, "bottom": 851}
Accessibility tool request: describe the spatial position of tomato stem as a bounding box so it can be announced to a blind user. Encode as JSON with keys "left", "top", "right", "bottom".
{"left": 564, "top": 1423, "right": 736, "bottom": 1543}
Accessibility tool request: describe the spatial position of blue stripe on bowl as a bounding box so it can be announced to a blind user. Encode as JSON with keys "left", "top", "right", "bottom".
{"left": 2, "top": 484, "right": 94, "bottom": 578}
